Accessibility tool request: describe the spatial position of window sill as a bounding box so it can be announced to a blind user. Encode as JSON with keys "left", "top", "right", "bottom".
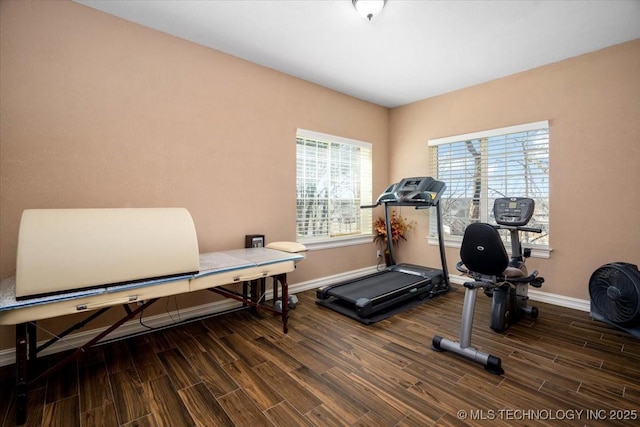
{"left": 427, "top": 237, "right": 551, "bottom": 259}
{"left": 299, "top": 235, "right": 374, "bottom": 251}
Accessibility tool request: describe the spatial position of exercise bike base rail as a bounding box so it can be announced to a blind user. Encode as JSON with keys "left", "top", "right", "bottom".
{"left": 432, "top": 279, "right": 506, "bottom": 375}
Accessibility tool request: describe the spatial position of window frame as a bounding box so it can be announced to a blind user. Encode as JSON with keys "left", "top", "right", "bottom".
{"left": 427, "top": 121, "right": 551, "bottom": 258}
{"left": 296, "top": 129, "right": 373, "bottom": 250}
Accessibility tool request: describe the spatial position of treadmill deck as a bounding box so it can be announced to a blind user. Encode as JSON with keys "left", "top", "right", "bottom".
{"left": 317, "top": 264, "right": 448, "bottom": 322}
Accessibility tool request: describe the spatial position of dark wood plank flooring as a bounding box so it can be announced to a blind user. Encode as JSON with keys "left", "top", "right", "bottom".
{"left": 1, "top": 286, "right": 639, "bottom": 426}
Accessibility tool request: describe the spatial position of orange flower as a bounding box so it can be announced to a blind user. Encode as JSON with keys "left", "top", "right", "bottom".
{"left": 373, "top": 210, "right": 416, "bottom": 247}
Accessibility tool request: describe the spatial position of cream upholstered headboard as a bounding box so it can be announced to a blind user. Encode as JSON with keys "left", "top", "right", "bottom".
{"left": 15, "top": 208, "right": 200, "bottom": 298}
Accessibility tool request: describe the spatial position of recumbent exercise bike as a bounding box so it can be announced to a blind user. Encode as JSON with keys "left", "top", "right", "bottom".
{"left": 431, "top": 197, "right": 544, "bottom": 374}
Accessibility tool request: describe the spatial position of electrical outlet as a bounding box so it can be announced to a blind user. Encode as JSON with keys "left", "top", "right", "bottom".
{"left": 376, "top": 249, "right": 381, "bottom": 258}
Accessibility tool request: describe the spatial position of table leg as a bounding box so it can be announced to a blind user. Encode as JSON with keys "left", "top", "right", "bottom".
{"left": 242, "top": 282, "right": 249, "bottom": 308}
{"left": 276, "top": 274, "right": 288, "bottom": 334}
{"left": 16, "top": 323, "right": 28, "bottom": 425}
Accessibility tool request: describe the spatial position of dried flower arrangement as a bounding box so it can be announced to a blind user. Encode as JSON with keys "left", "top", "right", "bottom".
{"left": 373, "top": 210, "right": 416, "bottom": 247}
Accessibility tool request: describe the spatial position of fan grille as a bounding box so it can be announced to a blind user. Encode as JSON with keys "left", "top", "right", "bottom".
{"left": 589, "top": 263, "right": 640, "bottom": 327}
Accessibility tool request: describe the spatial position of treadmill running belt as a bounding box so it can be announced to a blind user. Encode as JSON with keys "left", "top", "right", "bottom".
{"left": 316, "top": 295, "right": 437, "bottom": 324}
{"left": 317, "top": 268, "right": 448, "bottom": 324}
{"left": 327, "top": 271, "right": 427, "bottom": 303}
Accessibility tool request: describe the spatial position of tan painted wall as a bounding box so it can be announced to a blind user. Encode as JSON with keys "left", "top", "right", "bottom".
{"left": 1, "top": 0, "right": 638, "bottom": 354}
{"left": 390, "top": 39, "right": 640, "bottom": 300}
{"left": 0, "top": 1, "right": 389, "bottom": 350}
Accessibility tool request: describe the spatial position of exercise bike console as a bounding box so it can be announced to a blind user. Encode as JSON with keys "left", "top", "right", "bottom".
{"left": 494, "top": 197, "right": 535, "bottom": 226}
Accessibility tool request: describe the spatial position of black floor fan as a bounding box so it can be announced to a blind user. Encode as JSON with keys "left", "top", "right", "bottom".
{"left": 589, "top": 262, "right": 640, "bottom": 339}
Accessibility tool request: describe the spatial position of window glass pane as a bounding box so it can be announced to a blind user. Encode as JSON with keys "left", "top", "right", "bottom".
{"left": 296, "top": 130, "right": 372, "bottom": 243}
{"left": 429, "top": 123, "right": 549, "bottom": 248}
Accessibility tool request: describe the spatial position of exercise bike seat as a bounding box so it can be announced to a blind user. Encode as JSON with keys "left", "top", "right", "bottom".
{"left": 459, "top": 223, "right": 531, "bottom": 280}
{"left": 504, "top": 264, "right": 527, "bottom": 278}
{"left": 459, "top": 223, "right": 506, "bottom": 276}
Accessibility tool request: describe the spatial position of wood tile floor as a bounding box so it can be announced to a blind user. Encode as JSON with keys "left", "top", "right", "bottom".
{"left": 1, "top": 286, "right": 639, "bottom": 426}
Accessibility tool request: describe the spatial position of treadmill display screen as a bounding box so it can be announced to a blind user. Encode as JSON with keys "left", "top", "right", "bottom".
{"left": 402, "top": 179, "right": 422, "bottom": 190}
{"left": 373, "top": 176, "right": 444, "bottom": 207}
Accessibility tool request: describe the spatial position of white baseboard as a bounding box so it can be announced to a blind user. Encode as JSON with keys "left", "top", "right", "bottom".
{"left": 447, "top": 274, "right": 590, "bottom": 312}
{"left": 0, "top": 266, "right": 588, "bottom": 367}
{"left": 291, "top": 265, "right": 380, "bottom": 293}
{"left": 528, "top": 289, "right": 590, "bottom": 312}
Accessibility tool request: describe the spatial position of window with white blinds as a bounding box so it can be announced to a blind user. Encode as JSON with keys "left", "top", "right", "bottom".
{"left": 428, "top": 121, "right": 550, "bottom": 250}
{"left": 296, "top": 129, "right": 372, "bottom": 245}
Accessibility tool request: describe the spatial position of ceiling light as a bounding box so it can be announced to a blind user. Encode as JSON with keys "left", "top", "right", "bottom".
{"left": 352, "top": 0, "right": 387, "bottom": 21}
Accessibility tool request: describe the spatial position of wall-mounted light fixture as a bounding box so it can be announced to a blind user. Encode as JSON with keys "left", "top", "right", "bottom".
{"left": 352, "top": 0, "right": 387, "bottom": 21}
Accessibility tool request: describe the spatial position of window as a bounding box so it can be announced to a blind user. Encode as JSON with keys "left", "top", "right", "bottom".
{"left": 296, "top": 129, "right": 372, "bottom": 247}
{"left": 428, "top": 121, "right": 550, "bottom": 254}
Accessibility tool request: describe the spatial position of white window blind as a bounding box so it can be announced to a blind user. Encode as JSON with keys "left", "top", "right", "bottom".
{"left": 428, "top": 121, "right": 550, "bottom": 250}
{"left": 296, "top": 129, "right": 372, "bottom": 244}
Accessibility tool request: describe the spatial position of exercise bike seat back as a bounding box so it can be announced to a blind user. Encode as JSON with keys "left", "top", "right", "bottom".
{"left": 460, "top": 223, "right": 526, "bottom": 280}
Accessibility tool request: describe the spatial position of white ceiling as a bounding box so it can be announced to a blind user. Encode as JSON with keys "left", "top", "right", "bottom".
{"left": 75, "top": 0, "right": 640, "bottom": 108}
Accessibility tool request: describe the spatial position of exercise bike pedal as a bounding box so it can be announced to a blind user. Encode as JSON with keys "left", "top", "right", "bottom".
{"left": 530, "top": 277, "right": 544, "bottom": 288}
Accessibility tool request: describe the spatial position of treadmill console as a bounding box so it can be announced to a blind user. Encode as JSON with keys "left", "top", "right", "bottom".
{"left": 376, "top": 177, "right": 446, "bottom": 206}
{"left": 493, "top": 197, "right": 535, "bottom": 226}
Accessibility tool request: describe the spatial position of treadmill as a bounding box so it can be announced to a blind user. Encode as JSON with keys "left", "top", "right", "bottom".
{"left": 316, "top": 177, "right": 450, "bottom": 323}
